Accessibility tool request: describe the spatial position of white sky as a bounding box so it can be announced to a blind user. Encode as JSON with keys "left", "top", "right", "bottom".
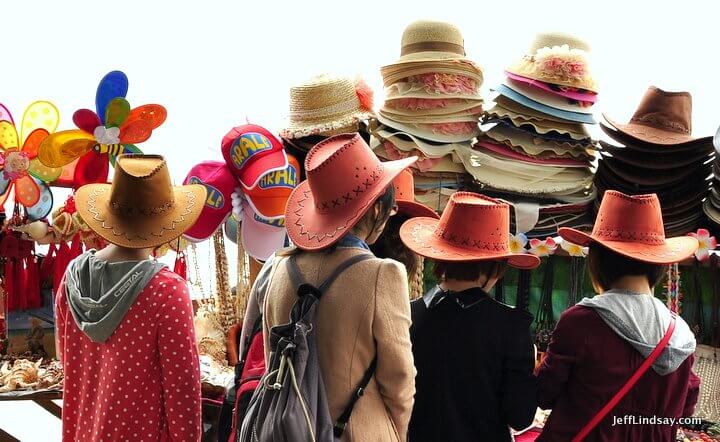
{"left": 2, "top": 0, "right": 720, "bottom": 439}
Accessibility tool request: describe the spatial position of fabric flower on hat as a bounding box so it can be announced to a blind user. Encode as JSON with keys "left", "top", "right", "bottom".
{"left": 559, "top": 238, "right": 588, "bottom": 257}
{"left": 509, "top": 233, "right": 528, "bottom": 254}
{"left": 528, "top": 237, "right": 557, "bottom": 257}
{"left": 688, "top": 229, "right": 717, "bottom": 261}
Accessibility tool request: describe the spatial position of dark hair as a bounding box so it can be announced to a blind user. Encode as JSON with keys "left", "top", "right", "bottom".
{"left": 586, "top": 243, "right": 665, "bottom": 291}
{"left": 371, "top": 213, "right": 420, "bottom": 275}
{"left": 433, "top": 260, "right": 506, "bottom": 282}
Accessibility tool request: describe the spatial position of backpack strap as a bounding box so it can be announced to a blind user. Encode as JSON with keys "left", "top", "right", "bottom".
{"left": 334, "top": 357, "right": 377, "bottom": 437}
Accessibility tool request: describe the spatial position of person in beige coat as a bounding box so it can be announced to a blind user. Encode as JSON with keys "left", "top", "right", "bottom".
{"left": 241, "top": 133, "right": 417, "bottom": 441}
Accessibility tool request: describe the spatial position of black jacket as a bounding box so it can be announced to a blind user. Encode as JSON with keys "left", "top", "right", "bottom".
{"left": 409, "top": 286, "right": 537, "bottom": 442}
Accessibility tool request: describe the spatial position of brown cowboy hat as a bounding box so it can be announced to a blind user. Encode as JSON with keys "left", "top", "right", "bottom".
{"left": 75, "top": 154, "right": 207, "bottom": 249}
{"left": 560, "top": 190, "right": 698, "bottom": 264}
{"left": 285, "top": 133, "right": 416, "bottom": 250}
{"left": 393, "top": 169, "right": 439, "bottom": 219}
{"left": 603, "top": 86, "right": 713, "bottom": 146}
{"left": 399, "top": 192, "right": 540, "bottom": 269}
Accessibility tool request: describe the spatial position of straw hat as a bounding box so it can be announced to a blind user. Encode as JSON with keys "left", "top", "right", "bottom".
{"left": 75, "top": 155, "right": 206, "bottom": 249}
{"left": 279, "top": 75, "right": 374, "bottom": 140}
{"left": 394, "top": 20, "right": 467, "bottom": 63}
{"left": 285, "top": 133, "right": 416, "bottom": 250}
{"left": 559, "top": 191, "right": 698, "bottom": 264}
{"left": 506, "top": 32, "right": 597, "bottom": 93}
{"left": 399, "top": 191, "right": 540, "bottom": 268}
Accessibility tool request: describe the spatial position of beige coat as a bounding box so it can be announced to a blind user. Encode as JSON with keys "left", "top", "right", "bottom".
{"left": 262, "top": 247, "right": 416, "bottom": 441}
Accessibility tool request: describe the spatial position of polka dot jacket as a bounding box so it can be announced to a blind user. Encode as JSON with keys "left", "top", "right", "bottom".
{"left": 55, "top": 269, "right": 202, "bottom": 442}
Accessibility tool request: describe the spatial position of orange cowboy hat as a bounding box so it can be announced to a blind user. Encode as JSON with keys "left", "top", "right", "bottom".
{"left": 285, "top": 133, "right": 416, "bottom": 250}
{"left": 393, "top": 169, "right": 439, "bottom": 219}
{"left": 399, "top": 192, "right": 540, "bottom": 269}
{"left": 559, "top": 190, "right": 698, "bottom": 264}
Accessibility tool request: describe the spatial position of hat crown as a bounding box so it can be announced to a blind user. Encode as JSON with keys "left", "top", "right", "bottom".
{"left": 393, "top": 169, "right": 415, "bottom": 202}
{"left": 592, "top": 191, "right": 666, "bottom": 245}
{"left": 434, "top": 192, "right": 510, "bottom": 252}
{"left": 528, "top": 32, "right": 590, "bottom": 53}
{"left": 630, "top": 86, "right": 693, "bottom": 135}
{"left": 305, "top": 133, "right": 385, "bottom": 213}
{"left": 288, "top": 75, "right": 361, "bottom": 125}
{"left": 109, "top": 155, "right": 175, "bottom": 217}
{"left": 400, "top": 20, "right": 466, "bottom": 57}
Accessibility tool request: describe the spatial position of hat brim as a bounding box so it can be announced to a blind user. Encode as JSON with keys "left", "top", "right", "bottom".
{"left": 376, "top": 113, "right": 479, "bottom": 143}
{"left": 602, "top": 114, "right": 712, "bottom": 146}
{"left": 183, "top": 210, "right": 232, "bottom": 243}
{"left": 397, "top": 200, "right": 439, "bottom": 219}
{"left": 504, "top": 71, "right": 598, "bottom": 103}
{"left": 285, "top": 156, "right": 417, "bottom": 251}
{"left": 241, "top": 214, "right": 287, "bottom": 261}
{"left": 558, "top": 227, "right": 698, "bottom": 264}
{"left": 239, "top": 150, "right": 289, "bottom": 189}
{"left": 76, "top": 183, "right": 207, "bottom": 249}
{"left": 279, "top": 111, "right": 373, "bottom": 140}
{"left": 494, "top": 84, "right": 596, "bottom": 124}
{"left": 400, "top": 217, "right": 540, "bottom": 269}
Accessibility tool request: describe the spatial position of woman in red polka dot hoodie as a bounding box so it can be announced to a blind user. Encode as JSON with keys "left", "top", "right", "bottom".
{"left": 55, "top": 155, "right": 208, "bottom": 441}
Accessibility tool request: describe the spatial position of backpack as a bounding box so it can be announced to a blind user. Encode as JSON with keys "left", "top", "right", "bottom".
{"left": 239, "top": 254, "right": 376, "bottom": 442}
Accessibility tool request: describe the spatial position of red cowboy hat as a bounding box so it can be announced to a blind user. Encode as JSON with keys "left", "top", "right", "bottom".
{"left": 394, "top": 169, "right": 439, "bottom": 219}
{"left": 559, "top": 190, "right": 698, "bottom": 264}
{"left": 399, "top": 192, "right": 540, "bottom": 269}
{"left": 285, "top": 133, "right": 416, "bottom": 250}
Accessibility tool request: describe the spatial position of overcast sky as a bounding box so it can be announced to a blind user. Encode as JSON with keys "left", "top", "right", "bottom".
{"left": 2, "top": 0, "right": 720, "bottom": 438}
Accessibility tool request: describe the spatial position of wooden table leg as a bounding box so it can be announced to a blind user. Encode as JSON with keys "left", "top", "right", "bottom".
{"left": 0, "top": 428, "right": 20, "bottom": 442}
{"left": 33, "top": 399, "right": 62, "bottom": 419}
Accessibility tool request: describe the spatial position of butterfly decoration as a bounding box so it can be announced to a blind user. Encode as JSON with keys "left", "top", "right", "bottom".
{"left": 0, "top": 101, "right": 57, "bottom": 220}
{"left": 38, "top": 70, "right": 167, "bottom": 188}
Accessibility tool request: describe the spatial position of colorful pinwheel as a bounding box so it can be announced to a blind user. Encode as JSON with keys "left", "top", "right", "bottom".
{"left": 38, "top": 70, "right": 166, "bottom": 188}
{"left": 0, "top": 102, "right": 57, "bottom": 220}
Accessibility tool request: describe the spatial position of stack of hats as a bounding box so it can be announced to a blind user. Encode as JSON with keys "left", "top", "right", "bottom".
{"left": 183, "top": 124, "right": 299, "bottom": 261}
{"left": 706, "top": 127, "right": 720, "bottom": 231}
{"left": 596, "top": 87, "right": 715, "bottom": 236}
{"left": 467, "top": 32, "right": 598, "bottom": 237}
{"left": 279, "top": 74, "right": 375, "bottom": 180}
{"left": 371, "top": 20, "right": 484, "bottom": 212}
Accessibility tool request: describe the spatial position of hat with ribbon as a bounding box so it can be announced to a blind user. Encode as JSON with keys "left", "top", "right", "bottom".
{"left": 182, "top": 161, "right": 236, "bottom": 242}
{"left": 285, "top": 133, "right": 416, "bottom": 250}
{"left": 221, "top": 124, "right": 288, "bottom": 189}
{"left": 399, "top": 191, "right": 540, "bottom": 268}
{"left": 75, "top": 154, "right": 207, "bottom": 249}
{"left": 559, "top": 190, "right": 698, "bottom": 264}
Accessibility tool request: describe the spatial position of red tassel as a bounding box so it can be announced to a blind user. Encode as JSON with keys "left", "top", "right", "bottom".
{"left": 40, "top": 244, "right": 57, "bottom": 288}
{"left": 173, "top": 252, "right": 187, "bottom": 280}
{"left": 4, "top": 261, "right": 15, "bottom": 312}
{"left": 25, "top": 255, "right": 41, "bottom": 309}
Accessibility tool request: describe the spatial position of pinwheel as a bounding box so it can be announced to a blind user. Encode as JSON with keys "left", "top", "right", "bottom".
{"left": 0, "top": 101, "right": 57, "bottom": 220}
{"left": 38, "top": 70, "right": 167, "bottom": 188}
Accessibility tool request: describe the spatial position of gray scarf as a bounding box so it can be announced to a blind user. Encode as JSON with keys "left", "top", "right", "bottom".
{"left": 577, "top": 289, "right": 696, "bottom": 375}
{"left": 65, "top": 251, "right": 166, "bottom": 343}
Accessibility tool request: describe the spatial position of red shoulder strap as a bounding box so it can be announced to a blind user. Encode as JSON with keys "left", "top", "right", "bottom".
{"left": 571, "top": 313, "right": 677, "bottom": 442}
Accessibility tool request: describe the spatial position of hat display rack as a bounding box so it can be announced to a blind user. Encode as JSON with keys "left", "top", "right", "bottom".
{"left": 371, "top": 20, "right": 483, "bottom": 214}
{"left": 471, "top": 32, "right": 599, "bottom": 239}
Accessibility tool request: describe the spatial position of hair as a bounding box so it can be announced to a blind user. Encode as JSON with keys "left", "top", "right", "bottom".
{"left": 277, "top": 184, "right": 395, "bottom": 256}
{"left": 586, "top": 242, "right": 665, "bottom": 291}
{"left": 433, "top": 259, "right": 507, "bottom": 283}
{"left": 371, "top": 213, "right": 425, "bottom": 299}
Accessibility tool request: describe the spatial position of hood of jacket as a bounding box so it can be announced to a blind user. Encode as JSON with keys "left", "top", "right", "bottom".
{"left": 577, "top": 289, "right": 696, "bottom": 375}
{"left": 65, "top": 251, "right": 166, "bottom": 343}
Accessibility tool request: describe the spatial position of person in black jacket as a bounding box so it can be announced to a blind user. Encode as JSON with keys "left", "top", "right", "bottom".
{"left": 399, "top": 191, "right": 540, "bottom": 441}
